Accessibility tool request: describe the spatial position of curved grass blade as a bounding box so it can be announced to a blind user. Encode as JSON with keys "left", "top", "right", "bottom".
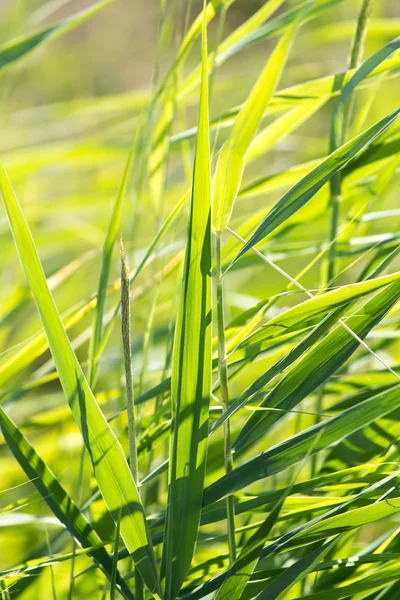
{"left": 258, "top": 535, "right": 341, "bottom": 600}
{"left": 0, "top": 407, "right": 134, "bottom": 600}
{"left": 212, "top": 445, "right": 321, "bottom": 600}
{"left": 330, "top": 37, "right": 400, "bottom": 152}
{"left": 0, "top": 191, "right": 187, "bottom": 391}
{"left": 211, "top": 306, "right": 347, "bottom": 437}
{"left": 240, "top": 271, "right": 400, "bottom": 349}
{"left": 230, "top": 107, "right": 400, "bottom": 267}
{"left": 327, "top": 36, "right": 400, "bottom": 280}
{"left": 0, "top": 0, "right": 115, "bottom": 74}
{"left": 203, "top": 375, "right": 400, "bottom": 505}
{"left": 246, "top": 97, "right": 327, "bottom": 164}
{"left": 180, "top": 0, "right": 345, "bottom": 99}
{"left": 234, "top": 280, "right": 400, "bottom": 451}
{"left": 211, "top": 1, "right": 315, "bottom": 234}
{"left": 161, "top": 6, "right": 212, "bottom": 599}
{"left": 214, "top": 500, "right": 284, "bottom": 600}
{"left": 185, "top": 474, "right": 399, "bottom": 600}
{"left": 0, "top": 163, "right": 161, "bottom": 598}
{"left": 292, "top": 560, "right": 400, "bottom": 600}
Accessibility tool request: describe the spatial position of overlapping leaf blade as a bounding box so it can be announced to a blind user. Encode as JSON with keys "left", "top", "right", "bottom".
{"left": 0, "top": 163, "right": 161, "bottom": 597}
{"left": 161, "top": 7, "right": 212, "bottom": 600}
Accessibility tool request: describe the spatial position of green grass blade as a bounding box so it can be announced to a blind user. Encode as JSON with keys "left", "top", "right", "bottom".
{"left": 0, "top": 407, "right": 134, "bottom": 600}
{"left": 331, "top": 36, "right": 400, "bottom": 152}
{"left": 235, "top": 280, "right": 400, "bottom": 452}
{"left": 214, "top": 500, "right": 284, "bottom": 600}
{"left": 258, "top": 536, "right": 341, "bottom": 600}
{"left": 211, "top": 2, "right": 314, "bottom": 234}
{"left": 180, "top": 0, "right": 345, "bottom": 99}
{"left": 293, "top": 560, "right": 400, "bottom": 599}
{"left": 231, "top": 108, "right": 400, "bottom": 266}
{"left": 246, "top": 98, "right": 327, "bottom": 163}
{"left": 185, "top": 474, "right": 398, "bottom": 600}
{"left": 110, "top": 507, "right": 122, "bottom": 600}
{"left": 95, "top": 189, "right": 189, "bottom": 365}
{"left": 0, "top": 191, "right": 187, "bottom": 391}
{"left": 0, "top": 163, "right": 161, "bottom": 598}
{"left": 0, "top": 0, "right": 115, "bottom": 74}
{"left": 211, "top": 307, "right": 347, "bottom": 437}
{"left": 161, "top": 6, "right": 212, "bottom": 599}
{"left": 204, "top": 379, "right": 400, "bottom": 504}
{"left": 240, "top": 271, "right": 400, "bottom": 348}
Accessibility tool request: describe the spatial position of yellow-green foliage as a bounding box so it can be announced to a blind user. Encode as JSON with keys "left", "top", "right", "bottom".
{"left": 0, "top": 1, "right": 400, "bottom": 599}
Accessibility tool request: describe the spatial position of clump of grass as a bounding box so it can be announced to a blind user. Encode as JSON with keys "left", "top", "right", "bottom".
{"left": 0, "top": 1, "right": 400, "bottom": 599}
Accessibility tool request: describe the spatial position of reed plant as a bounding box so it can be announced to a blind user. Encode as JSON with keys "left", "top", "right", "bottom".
{"left": 0, "top": 0, "right": 400, "bottom": 598}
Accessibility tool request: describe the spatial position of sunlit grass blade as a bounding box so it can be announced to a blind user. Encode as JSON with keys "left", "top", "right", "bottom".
{"left": 161, "top": 6, "right": 212, "bottom": 599}
{"left": 110, "top": 507, "right": 122, "bottom": 600}
{"left": 0, "top": 0, "right": 115, "bottom": 74}
{"left": 0, "top": 407, "right": 134, "bottom": 600}
{"left": 211, "top": 306, "right": 347, "bottom": 437}
{"left": 0, "top": 163, "right": 161, "bottom": 598}
{"left": 203, "top": 374, "right": 400, "bottom": 505}
{"left": 327, "top": 35, "right": 400, "bottom": 281}
{"left": 258, "top": 536, "right": 341, "bottom": 600}
{"left": 293, "top": 560, "right": 400, "bottom": 599}
{"left": 240, "top": 270, "right": 400, "bottom": 349}
{"left": 246, "top": 97, "right": 327, "bottom": 163}
{"left": 0, "top": 192, "right": 187, "bottom": 391}
{"left": 231, "top": 107, "right": 400, "bottom": 266}
{"left": 94, "top": 189, "right": 189, "bottom": 365}
{"left": 214, "top": 500, "right": 284, "bottom": 600}
{"left": 180, "top": 0, "right": 345, "bottom": 98}
{"left": 330, "top": 37, "right": 400, "bottom": 153}
{"left": 187, "top": 473, "right": 399, "bottom": 599}
{"left": 234, "top": 280, "right": 400, "bottom": 452}
{"left": 156, "top": 0, "right": 235, "bottom": 101}
{"left": 211, "top": 1, "right": 315, "bottom": 234}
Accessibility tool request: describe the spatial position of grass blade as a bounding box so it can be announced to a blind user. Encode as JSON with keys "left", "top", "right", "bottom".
{"left": 0, "top": 163, "right": 161, "bottom": 598}
{"left": 211, "top": 1, "right": 314, "bottom": 234}
{"left": 0, "top": 0, "right": 115, "bottom": 74}
{"left": 161, "top": 5, "right": 212, "bottom": 598}
{"left": 258, "top": 536, "right": 341, "bottom": 600}
{"left": 231, "top": 108, "right": 400, "bottom": 266}
{"left": 0, "top": 407, "right": 134, "bottom": 600}
{"left": 240, "top": 271, "right": 400, "bottom": 349}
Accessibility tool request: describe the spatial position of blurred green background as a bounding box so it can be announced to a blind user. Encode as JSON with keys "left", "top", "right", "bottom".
{"left": 0, "top": 0, "right": 399, "bottom": 597}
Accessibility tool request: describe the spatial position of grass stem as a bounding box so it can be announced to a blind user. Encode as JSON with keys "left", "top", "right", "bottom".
{"left": 327, "top": 0, "right": 375, "bottom": 284}
{"left": 120, "top": 238, "right": 143, "bottom": 600}
{"left": 215, "top": 232, "right": 236, "bottom": 564}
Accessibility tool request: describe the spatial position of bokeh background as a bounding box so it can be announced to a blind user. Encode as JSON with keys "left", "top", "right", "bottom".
{"left": 0, "top": 0, "right": 399, "bottom": 597}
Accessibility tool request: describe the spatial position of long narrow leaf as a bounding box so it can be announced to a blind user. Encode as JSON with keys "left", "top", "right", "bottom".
{"left": 0, "top": 0, "right": 115, "bottom": 74}
{"left": 0, "top": 163, "right": 161, "bottom": 597}
{"left": 0, "top": 407, "right": 134, "bottom": 600}
{"left": 230, "top": 108, "right": 400, "bottom": 265}
{"left": 161, "top": 8, "right": 212, "bottom": 600}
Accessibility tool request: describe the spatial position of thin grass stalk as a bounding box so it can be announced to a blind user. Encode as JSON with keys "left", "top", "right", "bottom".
{"left": 215, "top": 232, "right": 236, "bottom": 564}
{"left": 343, "top": 0, "right": 376, "bottom": 140}
{"left": 321, "top": 0, "right": 375, "bottom": 488}
{"left": 67, "top": 449, "right": 85, "bottom": 600}
{"left": 45, "top": 529, "right": 57, "bottom": 600}
{"left": 120, "top": 240, "right": 142, "bottom": 600}
{"left": 326, "top": 0, "right": 375, "bottom": 283}
{"left": 120, "top": 240, "right": 139, "bottom": 484}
